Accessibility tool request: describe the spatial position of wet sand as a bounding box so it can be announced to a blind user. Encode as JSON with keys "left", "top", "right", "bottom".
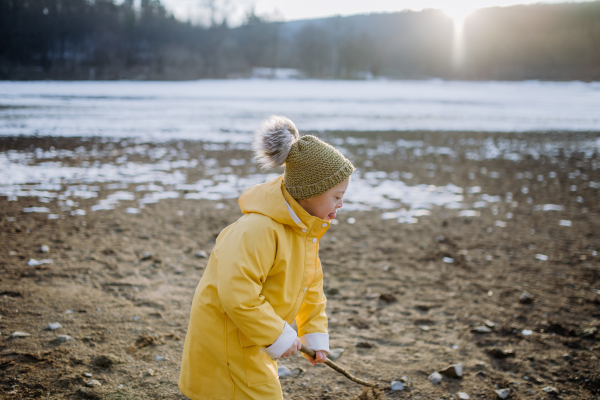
{"left": 1, "top": 131, "right": 599, "bottom": 399}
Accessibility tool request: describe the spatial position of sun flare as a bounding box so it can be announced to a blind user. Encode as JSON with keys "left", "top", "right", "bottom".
{"left": 443, "top": 5, "right": 475, "bottom": 24}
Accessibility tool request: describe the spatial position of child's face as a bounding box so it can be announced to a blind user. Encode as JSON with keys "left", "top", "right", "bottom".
{"left": 297, "top": 177, "right": 350, "bottom": 221}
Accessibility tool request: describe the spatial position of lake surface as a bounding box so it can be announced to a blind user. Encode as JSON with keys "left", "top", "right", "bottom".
{"left": 1, "top": 79, "right": 599, "bottom": 141}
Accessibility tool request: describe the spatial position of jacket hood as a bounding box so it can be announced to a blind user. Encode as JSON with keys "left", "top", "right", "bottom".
{"left": 239, "top": 175, "right": 314, "bottom": 230}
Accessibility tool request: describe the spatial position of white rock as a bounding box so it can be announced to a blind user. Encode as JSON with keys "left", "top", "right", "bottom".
{"left": 10, "top": 331, "right": 30, "bottom": 338}
{"left": 40, "top": 245, "right": 50, "bottom": 253}
{"left": 154, "top": 356, "right": 165, "bottom": 361}
{"left": 45, "top": 322, "right": 62, "bottom": 330}
{"left": 521, "top": 329, "right": 533, "bottom": 336}
{"left": 56, "top": 335, "right": 73, "bottom": 342}
{"left": 84, "top": 373, "right": 92, "bottom": 378}
{"left": 559, "top": 220, "right": 572, "bottom": 227}
{"left": 87, "top": 379, "right": 101, "bottom": 387}
{"left": 328, "top": 348, "right": 344, "bottom": 361}
{"left": 442, "top": 257, "right": 454, "bottom": 263}
{"left": 428, "top": 372, "right": 442, "bottom": 385}
{"left": 457, "top": 392, "right": 470, "bottom": 399}
{"left": 391, "top": 381, "right": 405, "bottom": 391}
{"left": 439, "top": 364, "right": 463, "bottom": 378}
{"left": 27, "top": 259, "right": 53, "bottom": 266}
{"left": 473, "top": 326, "right": 492, "bottom": 333}
{"left": 196, "top": 250, "right": 208, "bottom": 258}
{"left": 542, "top": 386, "right": 559, "bottom": 394}
{"left": 278, "top": 366, "right": 292, "bottom": 378}
{"left": 535, "top": 254, "right": 548, "bottom": 261}
{"left": 495, "top": 388, "right": 510, "bottom": 399}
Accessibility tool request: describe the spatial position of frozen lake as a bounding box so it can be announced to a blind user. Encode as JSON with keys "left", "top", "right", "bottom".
{"left": 1, "top": 79, "right": 599, "bottom": 141}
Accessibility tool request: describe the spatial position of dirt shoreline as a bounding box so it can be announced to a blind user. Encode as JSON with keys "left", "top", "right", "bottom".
{"left": 1, "top": 132, "right": 599, "bottom": 400}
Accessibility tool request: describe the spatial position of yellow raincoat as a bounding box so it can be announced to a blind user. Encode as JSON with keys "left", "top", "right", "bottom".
{"left": 179, "top": 175, "right": 330, "bottom": 400}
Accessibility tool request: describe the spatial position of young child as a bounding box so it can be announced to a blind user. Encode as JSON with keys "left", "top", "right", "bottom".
{"left": 179, "top": 116, "right": 355, "bottom": 400}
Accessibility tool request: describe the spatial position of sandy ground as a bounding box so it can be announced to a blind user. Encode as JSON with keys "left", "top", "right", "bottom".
{"left": 1, "top": 131, "right": 599, "bottom": 400}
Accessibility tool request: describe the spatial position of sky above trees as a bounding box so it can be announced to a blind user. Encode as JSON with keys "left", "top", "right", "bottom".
{"left": 160, "top": 0, "right": 597, "bottom": 26}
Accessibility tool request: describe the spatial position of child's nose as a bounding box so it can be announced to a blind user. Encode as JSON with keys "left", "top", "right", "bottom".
{"left": 338, "top": 199, "right": 343, "bottom": 208}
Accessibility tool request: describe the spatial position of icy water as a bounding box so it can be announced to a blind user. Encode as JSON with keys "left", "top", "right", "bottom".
{"left": 1, "top": 79, "right": 599, "bottom": 222}
{"left": 1, "top": 79, "right": 599, "bottom": 140}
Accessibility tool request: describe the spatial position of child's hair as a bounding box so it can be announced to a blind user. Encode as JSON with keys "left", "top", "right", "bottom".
{"left": 253, "top": 115, "right": 299, "bottom": 170}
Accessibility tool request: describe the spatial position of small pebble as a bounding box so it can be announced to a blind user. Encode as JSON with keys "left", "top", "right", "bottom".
{"left": 278, "top": 366, "right": 292, "bottom": 378}
{"left": 439, "top": 364, "right": 462, "bottom": 378}
{"left": 195, "top": 250, "right": 208, "bottom": 259}
{"left": 495, "top": 388, "right": 510, "bottom": 399}
{"left": 542, "top": 386, "right": 559, "bottom": 395}
{"left": 40, "top": 245, "right": 50, "bottom": 253}
{"left": 45, "top": 322, "right": 62, "bottom": 330}
{"left": 428, "top": 372, "right": 442, "bottom": 385}
{"left": 10, "top": 331, "right": 30, "bottom": 338}
{"left": 55, "top": 335, "right": 73, "bottom": 343}
{"left": 328, "top": 348, "right": 344, "bottom": 361}
{"left": 291, "top": 367, "right": 305, "bottom": 377}
{"left": 519, "top": 291, "right": 534, "bottom": 304}
{"left": 84, "top": 373, "right": 92, "bottom": 378}
{"left": 65, "top": 309, "right": 74, "bottom": 314}
{"left": 86, "top": 380, "right": 101, "bottom": 387}
{"left": 155, "top": 356, "right": 165, "bottom": 361}
{"left": 521, "top": 329, "right": 533, "bottom": 336}
{"left": 145, "top": 369, "right": 155, "bottom": 377}
{"left": 115, "top": 384, "right": 124, "bottom": 390}
{"left": 472, "top": 326, "right": 492, "bottom": 333}
{"left": 457, "top": 392, "right": 470, "bottom": 400}
{"left": 390, "top": 381, "right": 405, "bottom": 391}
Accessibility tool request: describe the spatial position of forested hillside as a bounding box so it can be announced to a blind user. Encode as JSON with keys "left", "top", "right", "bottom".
{"left": 1, "top": 0, "right": 599, "bottom": 80}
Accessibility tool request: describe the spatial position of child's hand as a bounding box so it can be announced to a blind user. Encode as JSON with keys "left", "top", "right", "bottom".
{"left": 280, "top": 337, "right": 301, "bottom": 359}
{"left": 303, "top": 350, "right": 327, "bottom": 366}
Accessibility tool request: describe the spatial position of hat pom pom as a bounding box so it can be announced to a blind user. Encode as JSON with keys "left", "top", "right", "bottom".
{"left": 253, "top": 116, "right": 300, "bottom": 169}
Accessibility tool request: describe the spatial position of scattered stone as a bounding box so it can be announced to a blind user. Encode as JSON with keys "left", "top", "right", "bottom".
{"left": 115, "top": 384, "right": 124, "bottom": 390}
{"left": 65, "top": 309, "right": 74, "bottom": 314}
{"left": 400, "top": 376, "right": 409, "bottom": 383}
{"left": 10, "top": 332, "right": 30, "bottom": 339}
{"left": 439, "top": 364, "right": 463, "bottom": 378}
{"left": 84, "top": 373, "right": 92, "bottom": 378}
{"left": 519, "top": 292, "right": 534, "bottom": 304}
{"left": 495, "top": 388, "right": 510, "bottom": 399}
{"left": 581, "top": 327, "right": 597, "bottom": 338}
{"left": 195, "top": 250, "right": 208, "bottom": 259}
{"left": 86, "top": 380, "right": 101, "bottom": 387}
{"left": 419, "top": 325, "right": 430, "bottom": 331}
{"left": 485, "top": 320, "right": 496, "bottom": 328}
{"left": 521, "top": 329, "right": 533, "bottom": 336}
{"left": 325, "top": 287, "right": 339, "bottom": 295}
{"left": 45, "top": 322, "right": 62, "bottom": 330}
{"left": 355, "top": 341, "right": 373, "bottom": 349}
{"left": 75, "top": 388, "right": 101, "bottom": 400}
{"left": 390, "top": 381, "right": 405, "bottom": 391}
{"left": 93, "top": 354, "right": 125, "bottom": 368}
{"left": 428, "top": 372, "right": 442, "bottom": 385}
{"left": 328, "top": 348, "right": 344, "bottom": 361}
{"left": 140, "top": 252, "right": 153, "bottom": 261}
{"left": 472, "top": 326, "right": 492, "bottom": 333}
{"left": 55, "top": 335, "right": 73, "bottom": 343}
{"left": 278, "top": 366, "right": 292, "bottom": 378}
{"left": 542, "top": 386, "right": 559, "bottom": 395}
{"left": 457, "top": 392, "right": 470, "bottom": 399}
{"left": 40, "top": 245, "right": 50, "bottom": 253}
{"left": 379, "top": 293, "right": 397, "bottom": 303}
{"left": 487, "top": 348, "right": 516, "bottom": 358}
{"left": 291, "top": 367, "right": 305, "bottom": 377}
{"left": 154, "top": 356, "right": 165, "bottom": 361}
{"left": 144, "top": 369, "right": 155, "bottom": 377}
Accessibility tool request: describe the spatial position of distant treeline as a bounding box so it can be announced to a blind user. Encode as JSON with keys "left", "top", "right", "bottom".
{"left": 1, "top": 0, "right": 599, "bottom": 81}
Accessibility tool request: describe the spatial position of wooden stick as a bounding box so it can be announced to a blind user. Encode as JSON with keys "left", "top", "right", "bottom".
{"left": 300, "top": 344, "right": 379, "bottom": 388}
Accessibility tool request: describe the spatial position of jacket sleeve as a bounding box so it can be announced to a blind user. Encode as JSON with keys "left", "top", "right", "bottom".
{"left": 295, "top": 258, "right": 329, "bottom": 353}
{"left": 216, "top": 218, "right": 295, "bottom": 356}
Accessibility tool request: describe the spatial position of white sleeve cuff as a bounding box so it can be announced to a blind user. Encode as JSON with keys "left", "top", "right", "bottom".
{"left": 264, "top": 322, "right": 298, "bottom": 359}
{"left": 299, "top": 332, "right": 330, "bottom": 353}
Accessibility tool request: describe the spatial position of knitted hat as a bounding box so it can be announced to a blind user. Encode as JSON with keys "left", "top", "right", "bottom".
{"left": 252, "top": 115, "right": 355, "bottom": 200}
